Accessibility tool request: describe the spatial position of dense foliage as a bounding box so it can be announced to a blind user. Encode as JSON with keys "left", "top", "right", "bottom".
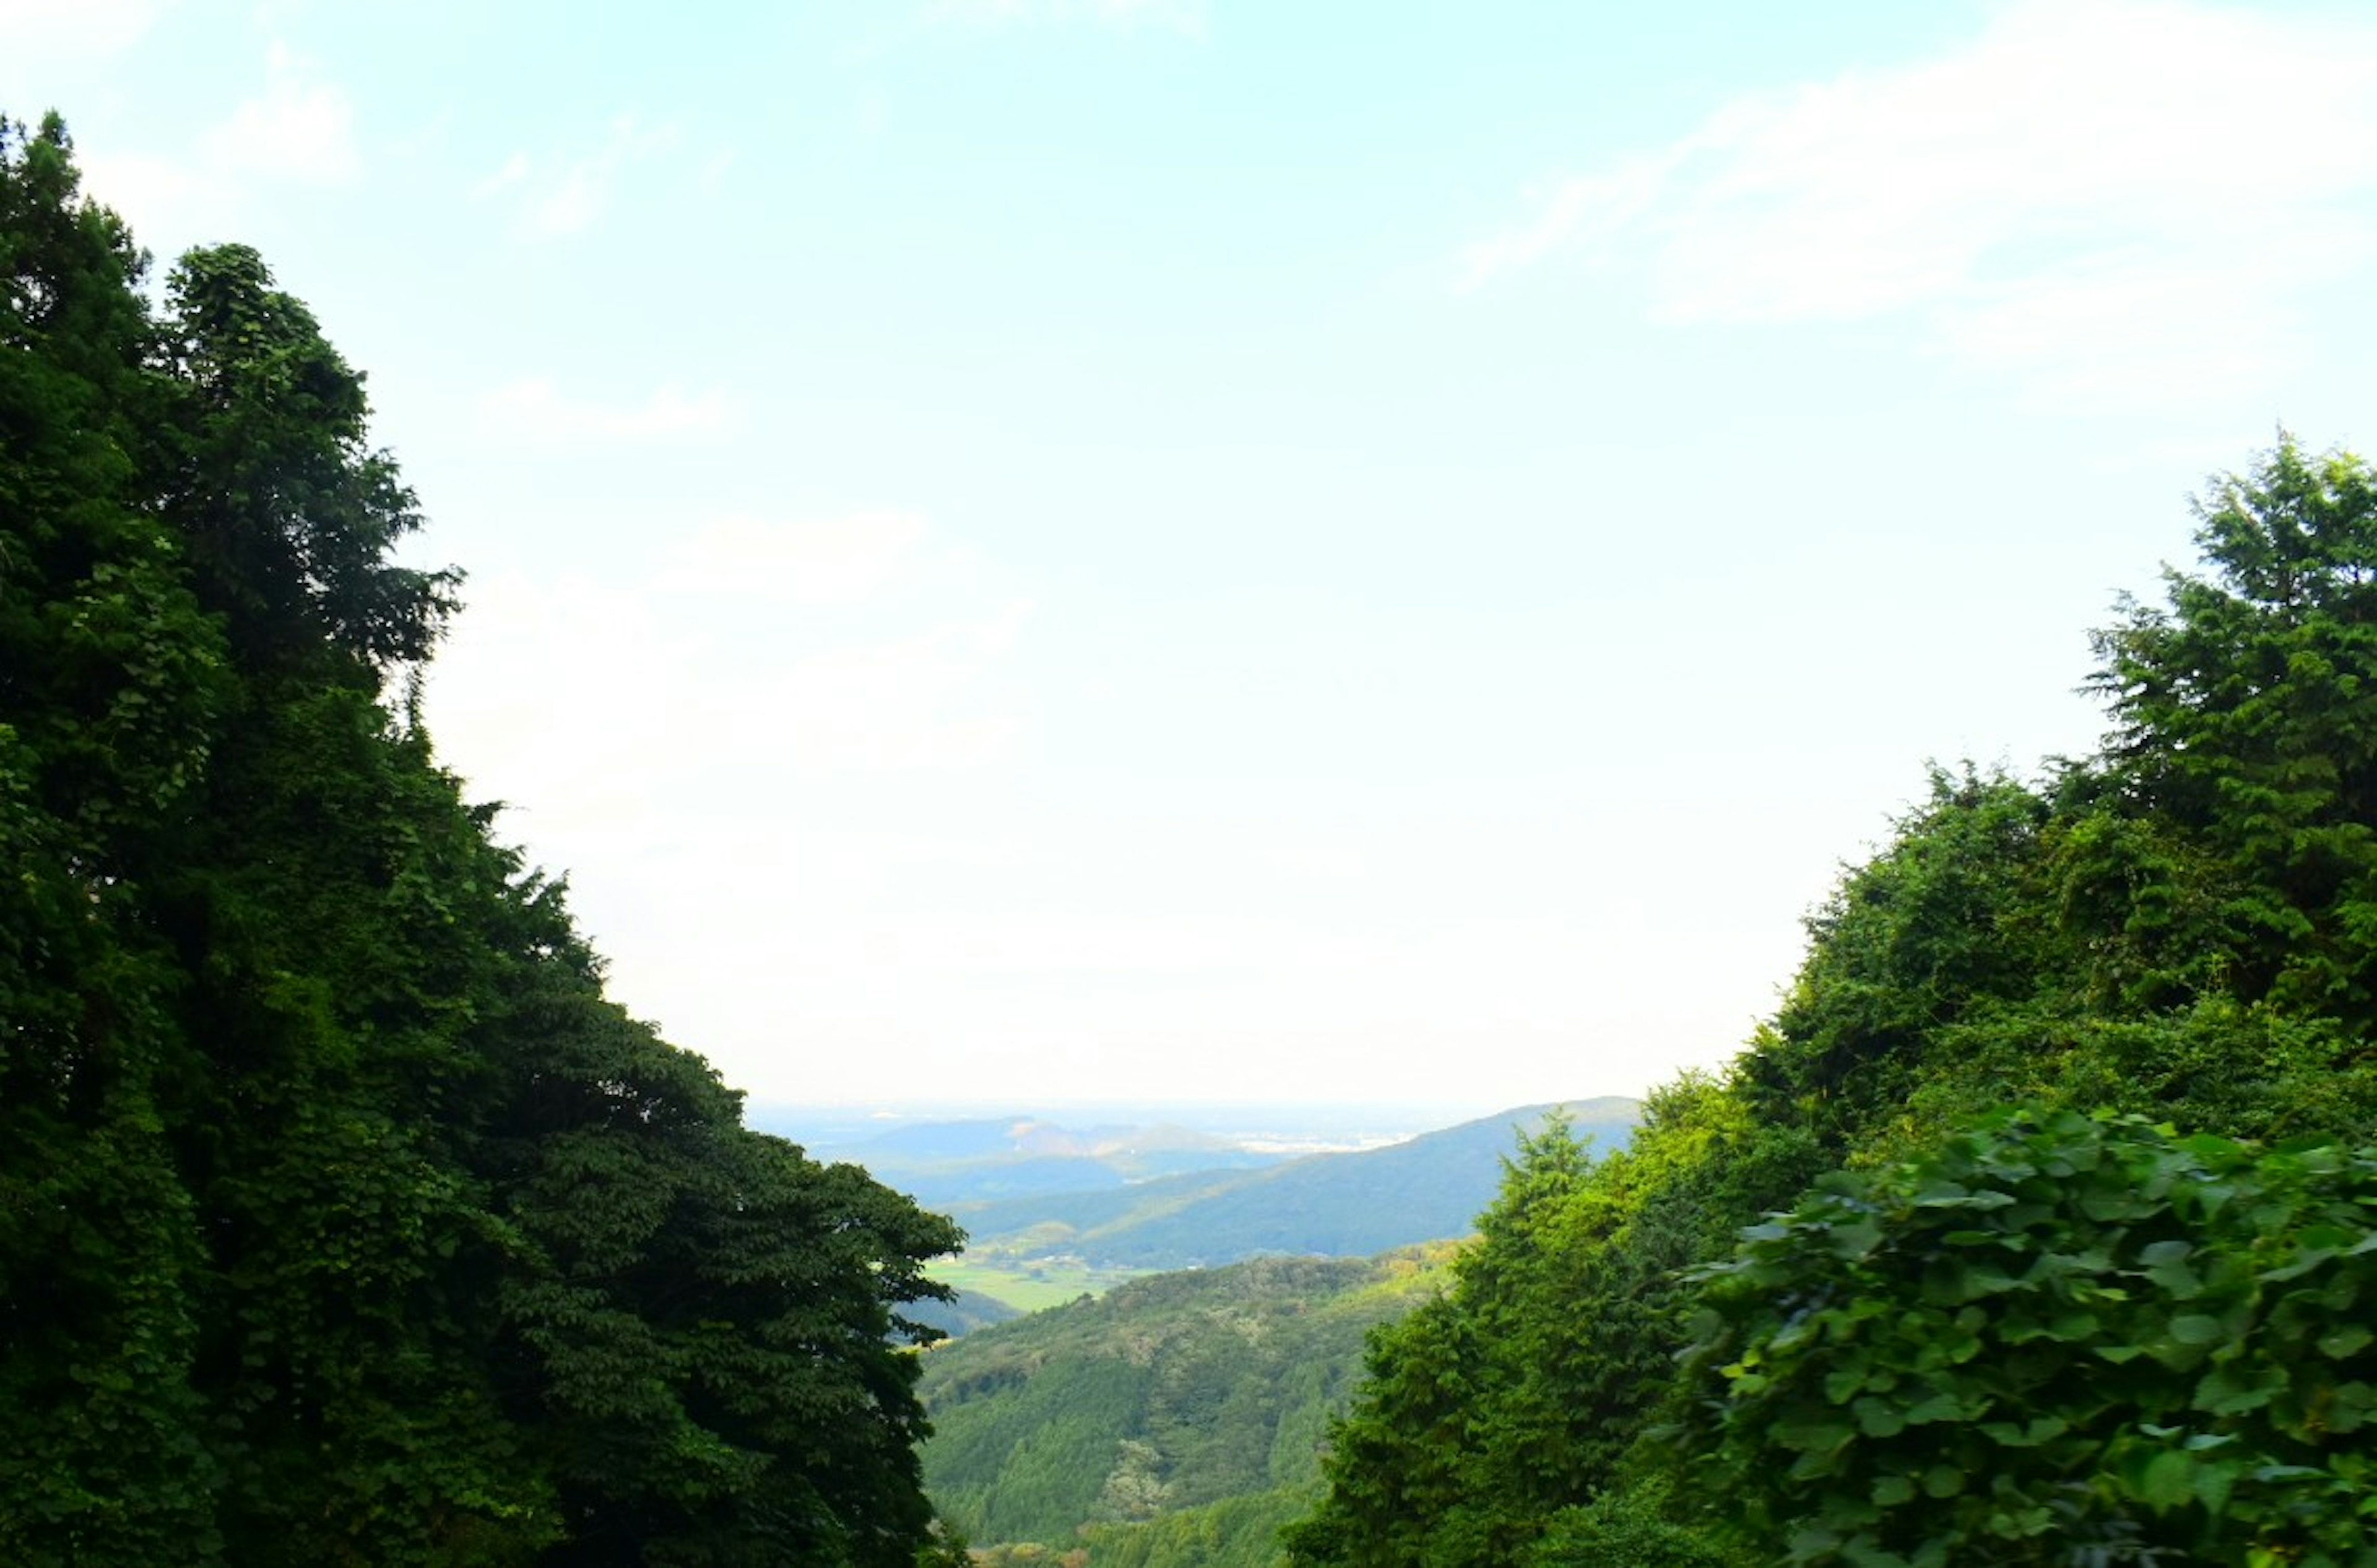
{"left": 1669, "top": 1109, "right": 2377, "bottom": 1566}
{"left": 917, "top": 1250, "right": 1453, "bottom": 1564}
{"left": 1287, "top": 434, "right": 2377, "bottom": 1567}
{"left": 0, "top": 112, "right": 959, "bottom": 1567}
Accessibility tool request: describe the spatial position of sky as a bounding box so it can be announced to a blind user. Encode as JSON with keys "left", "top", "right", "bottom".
{"left": 10, "top": 0, "right": 2377, "bottom": 1115}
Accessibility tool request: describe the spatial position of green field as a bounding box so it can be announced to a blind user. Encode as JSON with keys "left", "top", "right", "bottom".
{"left": 930, "top": 1257, "right": 1150, "bottom": 1314}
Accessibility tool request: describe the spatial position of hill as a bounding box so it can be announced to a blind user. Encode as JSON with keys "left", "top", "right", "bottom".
{"left": 950, "top": 1098, "right": 1640, "bottom": 1269}
{"left": 903, "top": 1288, "right": 1026, "bottom": 1338}
{"left": 919, "top": 1247, "right": 1456, "bottom": 1563}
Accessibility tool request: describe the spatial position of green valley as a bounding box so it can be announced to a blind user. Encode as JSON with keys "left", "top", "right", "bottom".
{"left": 919, "top": 1248, "right": 1457, "bottom": 1564}
{"left": 930, "top": 1258, "right": 1148, "bottom": 1315}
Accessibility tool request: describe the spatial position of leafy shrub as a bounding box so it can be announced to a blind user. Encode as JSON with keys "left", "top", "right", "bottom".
{"left": 1663, "top": 1107, "right": 2377, "bottom": 1567}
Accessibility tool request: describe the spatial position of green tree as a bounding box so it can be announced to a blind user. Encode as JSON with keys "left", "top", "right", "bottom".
{"left": 1290, "top": 438, "right": 2377, "bottom": 1568}
{"left": 1739, "top": 767, "right": 2063, "bottom": 1151}
{"left": 1284, "top": 1099, "right": 1813, "bottom": 1568}
{"left": 0, "top": 110, "right": 228, "bottom": 1568}
{"left": 0, "top": 108, "right": 964, "bottom": 1568}
{"left": 157, "top": 242, "right": 459, "bottom": 674}
{"left": 2081, "top": 435, "right": 2377, "bottom": 1023}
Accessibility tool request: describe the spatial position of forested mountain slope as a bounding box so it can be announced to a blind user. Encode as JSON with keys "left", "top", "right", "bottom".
{"left": 1286, "top": 439, "right": 2377, "bottom": 1567}
{"left": 919, "top": 1249, "right": 1454, "bottom": 1564}
{"left": 951, "top": 1098, "right": 1639, "bottom": 1268}
{"left": 0, "top": 113, "right": 958, "bottom": 1568}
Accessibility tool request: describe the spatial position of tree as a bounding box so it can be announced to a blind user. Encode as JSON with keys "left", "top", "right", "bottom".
{"left": 1733, "top": 768, "right": 2064, "bottom": 1150}
{"left": 158, "top": 242, "right": 460, "bottom": 675}
{"left": 2082, "top": 435, "right": 2377, "bottom": 1023}
{"left": 0, "top": 111, "right": 228, "bottom": 1568}
{"left": 1285, "top": 1097, "right": 1813, "bottom": 1568}
{"left": 1289, "top": 438, "right": 2377, "bottom": 1568}
{"left": 486, "top": 968, "right": 959, "bottom": 1567}
{"left": 0, "top": 109, "right": 965, "bottom": 1567}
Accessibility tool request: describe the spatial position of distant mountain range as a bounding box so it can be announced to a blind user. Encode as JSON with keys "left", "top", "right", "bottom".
{"left": 948, "top": 1098, "right": 1639, "bottom": 1268}
{"left": 800, "top": 1116, "right": 1284, "bottom": 1208}
{"left": 912, "top": 1100, "right": 1637, "bottom": 1564}
{"left": 794, "top": 1098, "right": 1642, "bottom": 1274}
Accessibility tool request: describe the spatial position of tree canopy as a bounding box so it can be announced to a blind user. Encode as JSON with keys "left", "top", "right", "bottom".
{"left": 1287, "top": 433, "right": 2377, "bottom": 1568}
{"left": 0, "top": 111, "right": 960, "bottom": 1568}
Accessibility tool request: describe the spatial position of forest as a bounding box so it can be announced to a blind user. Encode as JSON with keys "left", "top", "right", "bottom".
{"left": 15, "top": 82, "right": 2377, "bottom": 1567}
{"left": 920, "top": 1249, "right": 1456, "bottom": 1566}
{"left": 0, "top": 113, "right": 962, "bottom": 1567}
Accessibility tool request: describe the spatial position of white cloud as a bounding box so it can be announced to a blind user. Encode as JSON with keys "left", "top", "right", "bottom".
{"left": 478, "top": 116, "right": 683, "bottom": 239}
{"left": 1456, "top": 148, "right": 1684, "bottom": 293}
{"left": 477, "top": 378, "right": 738, "bottom": 442}
{"left": 471, "top": 150, "right": 530, "bottom": 200}
{"left": 1460, "top": 0, "right": 2377, "bottom": 407}
{"left": 760, "top": 606, "right": 1030, "bottom": 774}
{"left": 199, "top": 40, "right": 358, "bottom": 184}
{"left": 73, "top": 39, "right": 356, "bottom": 241}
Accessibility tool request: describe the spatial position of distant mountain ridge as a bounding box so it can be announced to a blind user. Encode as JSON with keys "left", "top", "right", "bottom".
{"left": 946, "top": 1098, "right": 1640, "bottom": 1270}
{"left": 911, "top": 1102, "right": 1638, "bottom": 1565}
{"left": 802, "top": 1114, "right": 1288, "bottom": 1209}
{"left": 847, "top": 1115, "right": 1257, "bottom": 1163}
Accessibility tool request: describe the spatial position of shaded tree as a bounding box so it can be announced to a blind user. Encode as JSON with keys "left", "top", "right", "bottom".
{"left": 0, "top": 109, "right": 961, "bottom": 1568}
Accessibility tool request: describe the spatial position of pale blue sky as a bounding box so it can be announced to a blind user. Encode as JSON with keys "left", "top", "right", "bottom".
{"left": 14, "top": 0, "right": 2377, "bottom": 1111}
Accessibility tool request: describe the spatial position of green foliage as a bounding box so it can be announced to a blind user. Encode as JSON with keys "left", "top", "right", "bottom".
{"left": 1290, "top": 438, "right": 2377, "bottom": 1567}
{"left": 1741, "top": 768, "right": 2061, "bottom": 1144}
{"left": 0, "top": 110, "right": 957, "bottom": 1568}
{"left": 1082, "top": 1483, "right": 1314, "bottom": 1568}
{"left": 1285, "top": 1093, "right": 1819, "bottom": 1568}
{"left": 159, "top": 241, "right": 461, "bottom": 672}
{"left": 919, "top": 1250, "right": 1451, "bottom": 1564}
{"left": 1665, "top": 1109, "right": 2377, "bottom": 1566}
{"left": 2083, "top": 435, "right": 2377, "bottom": 1021}
{"left": 1528, "top": 1481, "right": 1744, "bottom": 1568}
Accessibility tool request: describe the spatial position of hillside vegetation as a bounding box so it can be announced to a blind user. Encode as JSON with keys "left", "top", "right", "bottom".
{"left": 0, "top": 115, "right": 956, "bottom": 1567}
{"left": 1286, "top": 437, "right": 2377, "bottom": 1566}
{"left": 919, "top": 1249, "right": 1456, "bottom": 1563}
